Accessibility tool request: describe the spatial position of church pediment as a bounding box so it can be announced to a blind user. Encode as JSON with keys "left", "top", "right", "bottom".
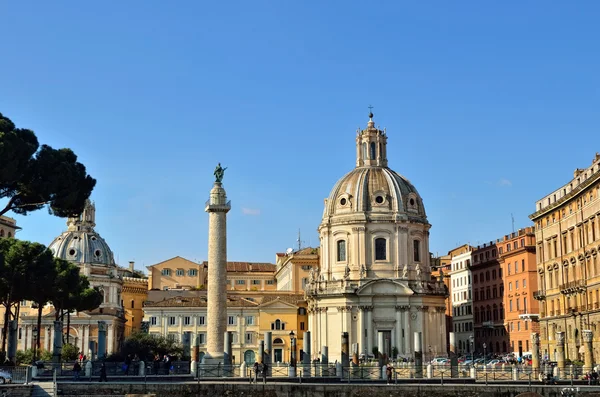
{"left": 356, "top": 279, "right": 414, "bottom": 296}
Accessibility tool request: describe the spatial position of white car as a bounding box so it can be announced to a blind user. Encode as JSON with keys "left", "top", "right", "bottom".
{"left": 430, "top": 357, "right": 448, "bottom": 365}
{"left": 0, "top": 369, "right": 13, "bottom": 384}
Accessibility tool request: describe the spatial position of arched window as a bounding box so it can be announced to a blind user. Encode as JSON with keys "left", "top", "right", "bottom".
{"left": 271, "top": 319, "right": 285, "bottom": 330}
{"left": 131, "top": 300, "right": 135, "bottom": 309}
{"left": 370, "top": 142, "right": 376, "bottom": 159}
{"left": 413, "top": 240, "right": 421, "bottom": 262}
{"left": 337, "top": 240, "right": 346, "bottom": 262}
{"left": 7, "top": 232, "right": 11, "bottom": 238}
{"left": 0, "top": 229, "right": 4, "bottom": 237}
{"left": 362, "top": 142, "right": 367, "bottom": 159}
{"left": 375, "top": 238, "right": 386, "bottom": 261}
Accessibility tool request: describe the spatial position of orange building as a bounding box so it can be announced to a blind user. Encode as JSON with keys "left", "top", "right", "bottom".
{"left": 472, "top": 241, "right": 509, "bottom": 354}
{"left": 499, "top": 227, "right": 539, "bottom": 356}
{"left": 432, "top": 253, "right": 452, "bottom": 352}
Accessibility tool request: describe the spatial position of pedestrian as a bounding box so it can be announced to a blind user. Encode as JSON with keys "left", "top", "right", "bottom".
{"left": 262, "top": 362, "right": 268, "bottom": 384}
{"left": 124, "top": 354, "right": 132, "bottom": 375}
{"left": 153, "top": 354, "right": 160, "bottom": 375}
{"left": 99, "top": 362, "right": 108, "bottom": 382}
{"left": 386, "top": 363, "right": 393, "bottom": 385}
{"left": 73, "top": 361, "right": 81, "bottom": 381}
{"left": 252, "top": 361, "right": 259, "bottom": 384}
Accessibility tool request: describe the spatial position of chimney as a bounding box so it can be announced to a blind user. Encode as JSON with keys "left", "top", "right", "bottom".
{"left": 129, "top": 261, "right": 135, "bottom": 272}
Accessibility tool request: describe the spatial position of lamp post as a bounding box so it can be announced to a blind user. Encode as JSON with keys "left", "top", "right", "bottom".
{"left": 483, "top": 343, "right": 487, "bottom": 368}
{"left": 469, "top": 335, "right": 474, "bottom": 367}
{"left": 289, "top": 330, "right": 296, "bottom": 367}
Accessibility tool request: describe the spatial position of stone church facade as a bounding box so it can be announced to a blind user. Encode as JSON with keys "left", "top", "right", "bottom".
{"left": 306, "top": 113, "right": 448, "bottom": 362}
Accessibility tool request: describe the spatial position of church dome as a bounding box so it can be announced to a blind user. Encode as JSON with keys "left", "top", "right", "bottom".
{"left": 322, "top": 114, "right": 427, "bottom": 222}
{"left": 48, "top": 200, "right": 116, "bottom": 266}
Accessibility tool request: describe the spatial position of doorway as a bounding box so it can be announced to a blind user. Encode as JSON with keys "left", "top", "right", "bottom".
{"left": 274, "top": 348, "right": 283, "bottom": 363}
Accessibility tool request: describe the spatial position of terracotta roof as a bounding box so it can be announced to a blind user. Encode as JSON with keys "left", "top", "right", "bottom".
{"left": 200, "top": 261, "right": 276, "bottom": 273}
{"left": 294, "top": 247, "right": 319, "bottom": 255}
{"left": 144, "top": 295, "right": 259, "bottom": 308}
{"left": 261, "top": 294, "right": 305, "bottom": 306}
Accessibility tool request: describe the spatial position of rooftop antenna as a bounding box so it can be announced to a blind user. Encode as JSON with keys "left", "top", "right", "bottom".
{"left": 511, "top": 213, "right": 515, "bottom": 234}
{"left": 297, "top": 229, "right": 305, "bottom": 251}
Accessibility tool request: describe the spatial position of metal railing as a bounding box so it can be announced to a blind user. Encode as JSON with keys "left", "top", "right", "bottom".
{"left": 33, "top": 360, "right": 190, "bottom": 377}
{"left": 0, "top": 366, "right": 29, "bottom": 384}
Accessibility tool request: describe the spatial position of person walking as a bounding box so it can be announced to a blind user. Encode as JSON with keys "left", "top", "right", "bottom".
{"left": 386, "top": 363, "right": 393, "bottom": 385}
{"left": 99, "top": 362, "right": 108, "bottom": 382}
{"left": 73, "top": 361, "right": 81, "bottom": 381}
{"left": 252, "top": 361, "right": 259, "bottom": 384}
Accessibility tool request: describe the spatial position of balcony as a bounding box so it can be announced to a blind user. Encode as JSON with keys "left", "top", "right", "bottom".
{"left": 518, "top": 311, "right": 540, "bottom": 322}
{"left": 533, "top": 290, "right": 545, "bottom": 300}
{"left": 560, "top": 280, "right": 586, "bottom": 295}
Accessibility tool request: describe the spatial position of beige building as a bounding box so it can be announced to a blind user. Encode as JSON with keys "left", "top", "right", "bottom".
{"left": 0, "top": 215, "right": 20, "bottom": 238}
{"left": 143, "top": 290, "right": 307, "bottom": 364}
{"left": 147, "top": 257, "right": 277, "bottom": 292}
{"left": 531, "top": 153, "right": 600, "bottom": 361}
{"left": 306, "top": 113, "right": 448, "bottom": 362}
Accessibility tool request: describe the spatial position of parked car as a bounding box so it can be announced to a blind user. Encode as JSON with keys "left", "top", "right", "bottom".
{"left": 0, "top": 369, "right": 13, "bottom": 384}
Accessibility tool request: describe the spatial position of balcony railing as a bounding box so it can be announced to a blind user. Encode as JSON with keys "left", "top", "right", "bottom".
{"left": 560, "top": 280, "right": 586, "bottom": 295}
{"left": 533, "top": 290, "right": 545, "bottom": 300}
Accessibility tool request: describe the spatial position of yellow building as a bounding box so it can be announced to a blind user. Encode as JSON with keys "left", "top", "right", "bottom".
{"left": 531, "top": 153, "right": 600, "bottom": 361}
{"left": 147, "top": 256, "right": 278, "bottom": 292}
{"left": 122, "top": 274, "right": 149, "bottom": 337}
{"left": 143, "top": 290, "right": 306, "bottom": 364}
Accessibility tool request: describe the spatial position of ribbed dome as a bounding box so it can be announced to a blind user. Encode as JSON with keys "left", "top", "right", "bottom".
{"left": 49, "top": 230, "right": 115, "bottom": 266}
{"left": 324, "top": 167, "right": 427, "bottom": 220}
{"left": 48, "top": 200, "right": 116, "bottom": 266}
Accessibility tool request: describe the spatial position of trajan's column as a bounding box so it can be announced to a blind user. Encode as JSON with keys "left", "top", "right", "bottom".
{"left": 203, "top": 163, "right": 230, "bottom": 364}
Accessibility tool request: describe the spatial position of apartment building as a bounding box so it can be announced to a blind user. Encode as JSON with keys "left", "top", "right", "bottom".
{"left": 472, "top": 241, "right": 508, "bottom": 354}
{"left": 449, "top": 245, "right": 474, "bottom": 354}
{"left": 498, "top": 227, "right": 539, "bottom": 356}
{"left": 531, "top": 153, "right": 600, "bottom": 361}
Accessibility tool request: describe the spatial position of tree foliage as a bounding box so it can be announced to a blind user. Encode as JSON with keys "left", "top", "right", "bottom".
{"left": 121, "top": 332, "right": 183, "bottom": 362}
{"left": 0, "top": 112, "right": 96, "bottom": 217}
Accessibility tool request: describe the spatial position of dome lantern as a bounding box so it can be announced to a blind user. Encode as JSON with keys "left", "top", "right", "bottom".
{"left": 356, "top": 112, "right": 388, "bottom": 168}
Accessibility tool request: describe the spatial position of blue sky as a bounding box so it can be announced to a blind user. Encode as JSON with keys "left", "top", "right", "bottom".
{"left": 1, "top": 2, "right": 599, "bottom": 271}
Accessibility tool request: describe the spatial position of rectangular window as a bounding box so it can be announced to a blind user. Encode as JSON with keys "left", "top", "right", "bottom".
{"left": 246, "top": 332, "right": 253, "bottom": 343}
{"left": 266, "top": 280, "right": 275, "bottom": 285}
{"left": 246, "top": 316, "right": 254, "bottom": 325}
{"left": 508, "top": 263, "right": 511, "bottom": 275}
{"left": 337, "top": 240, "right": 347, "bottom": 261}
{"left": 413, "top": 240, "right": 421, "bottom": 262}
{"left": 522, "top": 259, "right": 525, "bottom": 272}
{"left": 176, "top": 269, "right": 184, "bottom": 276}
{"left": 188, "top": 269, "right": 197, "bottom": 277}
{"left": 161, "top": 269, "right": 171, "bottom": 276}
{"left": 516, "top": 280, "right": 519, "bottom": 289}
{"left": 169, "top": 316, "right": 176, "bottom": 326}
{"left": 375, "top": 238, "right": 387, "bottom": 261}
{"left": 521, "top": 238, "right": 525, "bottom": 247}
{"left": 198, "top": 316, "right": 206, "bottom": 325}
{"left": 228, "top": 316, "right": 236, "bottom": 325}
{"left": 150, "top": 316, "right": 157, "bottom": 326}
{"left": 509, "top": 300, "right": 513, "bottom": 312}
{"left": 184, "top": 316, "right": 191, "bottom": 326}
{"left": 168, "top": 333, "right": 179, "bottom": 342}
{"left": 252, "top": 280, "right": 261, "bottom": 285}
{"left": 300, "top": 321, "right": 305, "bottom": 330}
{"left": 236, "top": 280, "right": 245, "bottom": 285}
{"left": 523, "top": 279, "right": 526, "bottom": 288}
{"left": 198, "top": 333, "right": 206, "bottom": 344}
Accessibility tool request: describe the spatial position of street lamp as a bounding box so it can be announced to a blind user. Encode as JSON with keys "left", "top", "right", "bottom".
{"left": 483, "top": 343, "right": 487, "bottom": 368}
{"left": 469, "top": 335, "right": 474, "bottom": 366}
{"left": 289, "top": 330, "right": 296, "bottom": 367}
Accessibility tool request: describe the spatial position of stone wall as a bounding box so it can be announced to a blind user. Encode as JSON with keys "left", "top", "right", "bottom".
{"left": 58, "top": 383, "right": 600, "bottom": 397}
{"left": 0, "top": 384, "right": 32, "bottom": 397}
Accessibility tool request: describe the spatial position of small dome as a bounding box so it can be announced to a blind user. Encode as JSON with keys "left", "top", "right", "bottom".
{"left": 324, "top": 167, "right": 427, "bottom": 220}
{"left": 48, "top": 200, "right": 116, "bottom": 266}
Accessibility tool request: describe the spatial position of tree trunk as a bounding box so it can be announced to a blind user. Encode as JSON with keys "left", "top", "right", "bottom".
{"left": 36, "top": 305, "right": 43, "bottom": 353}
{"left": 1, "top": 303, "right": 10, "bottom": 353}
{"left": 66, "top": 311, "right": 71, "bottom": 344}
